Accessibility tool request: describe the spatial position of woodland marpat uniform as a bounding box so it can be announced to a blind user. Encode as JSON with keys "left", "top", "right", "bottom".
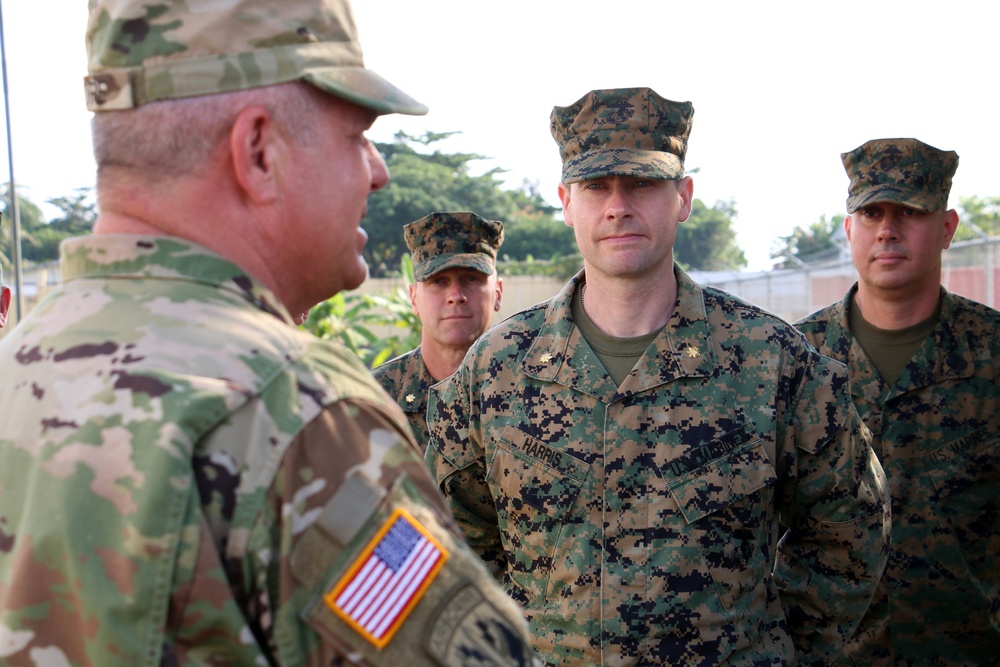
{"left": 0, "top": 237, "right": 535, "bottom": 666}
{"left": 372, "top": 346, "right": 436, "bottom": 447}
{"left": 426, "top": 267, "right": 891, "bottom": 666}
{"left": 797, "top": 288, "right": 1000, "bottom": 663}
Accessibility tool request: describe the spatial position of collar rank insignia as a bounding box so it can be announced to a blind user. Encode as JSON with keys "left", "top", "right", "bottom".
{"left": 325, "top": 508, "right": 448, "bottom": 648}
{"left": 405, "top": 394, "right": 416, "bottom": 403}
{"left": 539, "top": 353, "right": 553, "bottom": 363}
{"left": 685, "top": 346, "right": 701, "bottom": 358}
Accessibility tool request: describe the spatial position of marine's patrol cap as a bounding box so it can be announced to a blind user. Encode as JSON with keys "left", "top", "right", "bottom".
{"left": 550, "top": 87, "right": 694, "bottom": 183}
{"left": 404, "top": 212, "right": 504, "bottom": 282}
{"left": 842, "top": 138, "right": 959, "bottom": 213}
{"left": 84, "top": 0, "right": 427, "bottom": 116}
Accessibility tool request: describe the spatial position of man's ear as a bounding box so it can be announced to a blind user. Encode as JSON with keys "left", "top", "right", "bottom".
{"left": 558, "top": 182, "right": 573, "bottom": 228}
{"left": 230, "top": 105, "right": 282, "bottom": 204}
{"left": 942, "top": 209, "right": 960, "bottom": 249}
{"left": 675, "top": 176, "right": 695, "bottom": 223}
{"left": 409, "top": 282, "right": 418, "bottom": 313}
{"left": 0, "top": 285, "right": 11, "bottom": 328}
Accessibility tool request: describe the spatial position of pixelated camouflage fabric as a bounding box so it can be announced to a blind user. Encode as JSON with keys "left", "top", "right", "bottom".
{"left": 372, "top": 346, "right": 435, "bottom": 449}
{"left": 0, "top": 235, "right": 534, "bottom": 666}
{"left": 426, "top": 266, "right": 890, "bottom": 666}
{"left": 841, "top": 138, "right": 958, "bottom": 213}
{"left": 550, "top": 87, "right": 693, "bottom": 183}
{"left": 404, "top": 212, "right": 503, "bottom": 282}
{"left": 797, "top": 286, "right": 1000, "bottom": 665}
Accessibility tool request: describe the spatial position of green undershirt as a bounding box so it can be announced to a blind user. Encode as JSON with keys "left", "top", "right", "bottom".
{"left": 572, "top": 282, "right": 662, "bottom": 387}
{"left": 849, "top": 296, "right": 940, "bottom": 387}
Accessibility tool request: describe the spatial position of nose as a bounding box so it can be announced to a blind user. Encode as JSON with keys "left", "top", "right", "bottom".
{"left": 447, "top": 285, "right": 468, "bottom": 304}
{"left": 605, "top": 181, "right": 631, "bottom": 220}
{"left": 876, "top": 212, "right": 900, "bottom": 241}
{"left": 366, "top": 141, "right": 389, "bottom": 192}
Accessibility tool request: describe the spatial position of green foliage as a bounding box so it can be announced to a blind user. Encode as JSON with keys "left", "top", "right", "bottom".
{"left": 675, "top": 199, "right": 747, "bottom": 270}
{"left": 300, "top": 254, "right": 422, "bottom": 368}
{"left": 1, "top": 185, "right": 96, "bottom": 269}
{"left": 956, "top": 195, "right": 1000, "bottom": 240}
{"left": 365, "top": 132, "right": 571, "bottom": 276}
{"left": 499, "top": 253, "right": 583, "bottom": 281}
{"left": 769, "top": 214, "right": 844, "bottom": 268}
{"left": 1, "top": 184, "right": 43, "bottom": 269}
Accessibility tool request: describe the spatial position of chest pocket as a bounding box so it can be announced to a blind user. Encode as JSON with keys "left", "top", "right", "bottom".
{"left": 659, "top": 422, "right": 777, "bottom": 609}
{"left": 487, "top": 426, "right": 589, "bottom": 603}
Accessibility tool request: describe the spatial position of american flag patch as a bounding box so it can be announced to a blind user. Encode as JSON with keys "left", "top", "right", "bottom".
{"left": 325, "top": 507, "right": 448, "bottom": 648}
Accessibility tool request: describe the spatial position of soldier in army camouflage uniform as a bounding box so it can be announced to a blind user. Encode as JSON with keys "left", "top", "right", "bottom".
{"left": 424, "top": 87, "right": 892, "bottom": 666}
{"left": 373, "top": 212, "right": 504, "bottom": 447}
{"left": 0, "top": 1, "right": 537, "bottom": 666}
{"left": 796, "top": 138, "right": 1000, "bottom": 665}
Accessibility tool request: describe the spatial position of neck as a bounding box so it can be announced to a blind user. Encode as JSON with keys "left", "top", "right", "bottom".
{"left": 419, "top": 340, "right": 469, "bottom": 382}
{"left": 580, "top": 267, "right": 678, "bottom": 337}
{"left": 853, "top": 283, "right": 941, "bottom": 330}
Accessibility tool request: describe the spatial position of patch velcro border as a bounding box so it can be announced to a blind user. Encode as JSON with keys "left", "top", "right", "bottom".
{"left": 324, "top": 507, "right": 449, "bottom": 649}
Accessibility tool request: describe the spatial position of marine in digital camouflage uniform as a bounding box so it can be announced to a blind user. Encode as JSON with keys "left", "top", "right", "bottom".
{"left": 0, "top": 2, "right": 537, "bottom": 666}
{"left": 424, "top": 87, "right": 892, "bottom": 666}
{"left": 373, "top": 212, "right": 504, "bottom": 448}
{"left": 796, "top": 138, "right": 1000, "bottom": 665}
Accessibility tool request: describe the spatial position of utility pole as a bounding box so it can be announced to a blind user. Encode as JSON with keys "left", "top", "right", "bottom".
{"left": 0, "top": 0, "right": 23, "bottom": 320}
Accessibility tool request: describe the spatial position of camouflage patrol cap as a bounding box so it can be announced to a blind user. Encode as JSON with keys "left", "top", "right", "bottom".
{"left": 84, "top": 0, "right": 427, "bottom": 116}
{"left": 550, "top": 87, "right": 694, "bottom": 183}
{"left": 404, "top": 212, "right": 504, "bottom": 282}
{"left": 842, "top": 138, "right": 959, "bottom": 213}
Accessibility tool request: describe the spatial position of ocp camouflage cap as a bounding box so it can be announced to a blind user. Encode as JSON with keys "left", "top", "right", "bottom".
{"left": 405, "top": 212, "right": 504, "bottom": 282}
{"left": 84, "top": 0, "right": 427, "bottom": 116}
{"left": 550, "top": 87, "right": 694, "bottom": 184}
{"left": 842, "top": 138, "right": 959, "bottom": 213}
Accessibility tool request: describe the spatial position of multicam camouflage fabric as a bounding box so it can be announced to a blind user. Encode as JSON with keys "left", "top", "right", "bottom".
{"left": 84, "top": 0, "right": 427, "bottom": 115}
{"left": 372, "top": 346, "right": 436, "bottom": 449}
{"left": 550, "top": 87, "right": 693, "bottom": 183}
{"left": 841, "top": 138, "right": 958, "bottom": 213}
{"left": 0, "top": 235, "right": 536, "bottom": 666}
{"left": 425, "top": 266, "right": 891, "bottom": 666}
{"left": 797, "top": 286, "right": 1000, "bottom": 665}
{"left": 404, "top": 212, "right": 504, "bottom": 282}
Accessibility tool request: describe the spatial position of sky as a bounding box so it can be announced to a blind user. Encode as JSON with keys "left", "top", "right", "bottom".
{"left": 2, "top": 0, "right": 997, "bottom": 270}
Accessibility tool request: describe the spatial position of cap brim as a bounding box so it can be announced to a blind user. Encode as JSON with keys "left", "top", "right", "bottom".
{"left": 304, "top": 67, "right": 427, "bottom": 116}
{"left": 417, "top": 254, "right": 495, "bottom": 281}
{"left": 847, "top": 186, "right": 939, "bottom": 213}
{"left": 563, "top": 148, "right": 683, "bottom": 183}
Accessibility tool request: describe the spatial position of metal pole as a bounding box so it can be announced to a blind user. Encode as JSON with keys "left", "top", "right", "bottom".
{"left": 0, "top": 0, "right": 23, "bottom": 320}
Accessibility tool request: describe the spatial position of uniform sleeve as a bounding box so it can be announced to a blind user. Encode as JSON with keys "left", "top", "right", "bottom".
{"left": 244, "top": 397, "right": 534, "bottom": 666}
{"left": 772, "top": 350, "right": 891, "bottom": 665}
{"left": 424, "top": 362, "right": 507, "bottom": 577}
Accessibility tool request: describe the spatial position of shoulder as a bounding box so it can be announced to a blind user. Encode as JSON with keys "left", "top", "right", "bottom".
{"left": 700, "top": 284, "right": 810, "bottom": 349}
{"left": 469, "top": 300, "right": 549, "bottom": 356}
{"left": 371, "top": 349, "right": 418, "bottom": 384}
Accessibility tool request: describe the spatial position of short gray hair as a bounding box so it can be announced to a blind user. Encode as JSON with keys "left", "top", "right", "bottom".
{"left": 91, "top": 82, "right": 322, "bottom": 183}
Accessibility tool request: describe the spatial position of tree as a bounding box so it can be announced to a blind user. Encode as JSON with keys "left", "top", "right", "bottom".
{"left": 956, "top": 195, "right": 1000, "bottom": 240}
{"left": 1, "top": 185, "right": 97, "bottom": 268}
{"left": 365, "top": 132, "right": 572, "bottom": 276}
{"left": 300, "top": 255, "right": 422, "bottom": 368}
{"left": 1, "top": 184, "right": 44, "bottom": 270}
{"left": 675, "top": 198, "right": 747, "bottom": 271}
{"left": 769, "top": 214, "right": 844, "bottom": 268}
